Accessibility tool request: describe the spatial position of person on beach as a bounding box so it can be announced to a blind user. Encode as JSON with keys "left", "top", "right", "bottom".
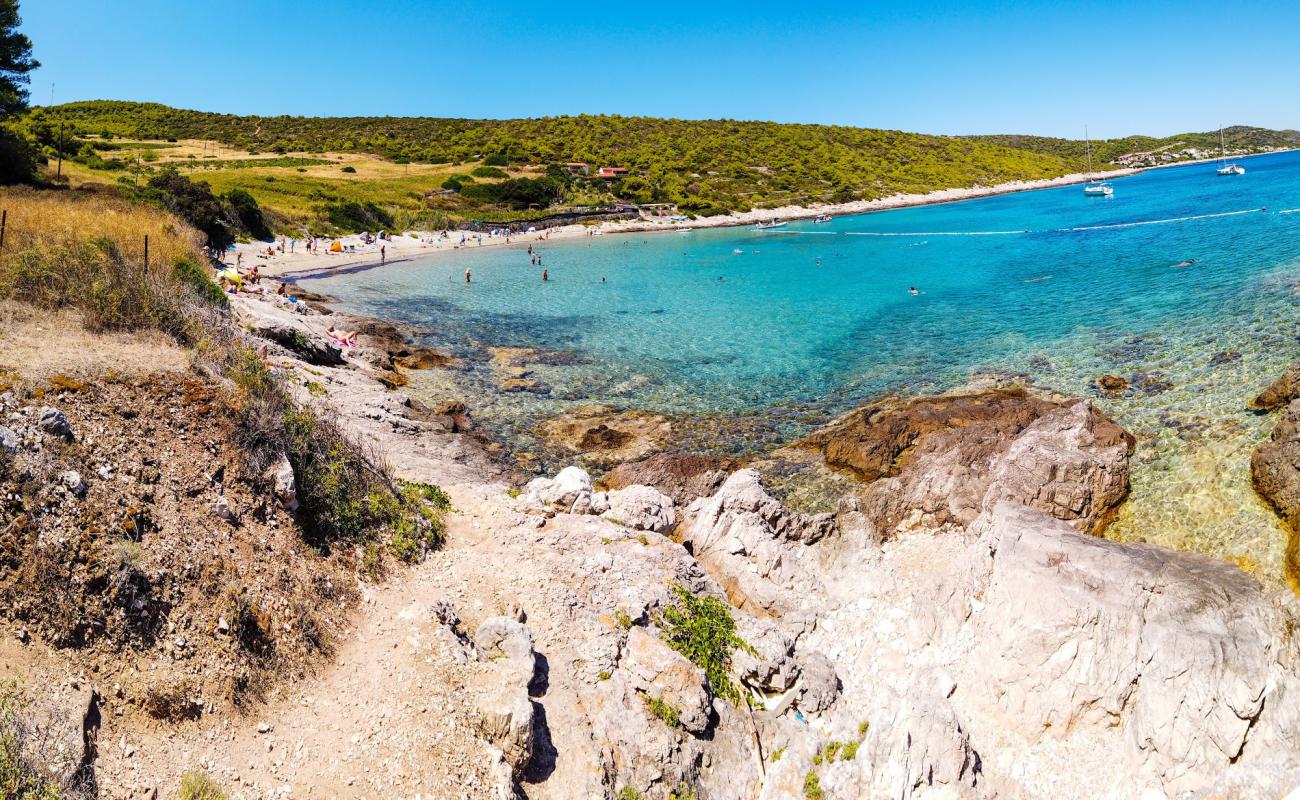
{"left": 381, "top": 245, "right": 386, "bottom": 264}
{"left": 326, "top": 326, "right": 358, "bottom": 347}
{"left": 277, "top": 282, "right": 287, "bottom": 296}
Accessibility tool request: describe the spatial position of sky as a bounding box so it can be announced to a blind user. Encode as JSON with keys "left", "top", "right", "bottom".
{"left": 19, "top": 0, "right": 1300, "bottom": 139}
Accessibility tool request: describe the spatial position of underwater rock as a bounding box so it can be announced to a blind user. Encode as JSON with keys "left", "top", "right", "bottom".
{"left": 541, "top": 405, "right": 673, "bottom": 463}
{"left": 1096, "top": 374, "right": 1129, "bottom": 396}
{"left": 1250, "top": 361, "right": 1300, "bottom": 410}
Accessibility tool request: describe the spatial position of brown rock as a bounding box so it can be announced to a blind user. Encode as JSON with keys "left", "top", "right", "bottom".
{"left": 601, "top": 453, "right": 735, "bottom": 504}
{"left": 489, "top": 346, "right": 592, "bottom": 368}
{"left": 541, "top": 405, "right": 672, "bottom": 463}
{"left": 798, "top": 387, "right": 1134, "bottom": 536}
{"left": 1251, "top": 400, "right": 1300, "bottom": 579}
{"left": 393, "top": 348, "right": 457, "bottom": 370}
{"left": 1251, "top": 361, "right": 1300, "bottom": 410}
{"left": 1096, "top": 374, "right": 1129, "bottom": 395}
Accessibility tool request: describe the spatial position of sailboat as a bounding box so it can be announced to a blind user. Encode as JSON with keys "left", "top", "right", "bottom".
{"left": 1082, "top": 127, "right": 1113, "bottom": 197}
{"left": 1216, "top": 127, "right": 1245, "bottom": 176}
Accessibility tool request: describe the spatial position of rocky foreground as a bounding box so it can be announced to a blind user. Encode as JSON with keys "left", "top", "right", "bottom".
{"left": 8, "top": 287, "right": 1300, "bottom": 799}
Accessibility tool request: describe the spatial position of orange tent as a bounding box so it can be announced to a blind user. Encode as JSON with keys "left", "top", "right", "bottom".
{"left": 330, "top": 240, "right": 342, "bottom": 253}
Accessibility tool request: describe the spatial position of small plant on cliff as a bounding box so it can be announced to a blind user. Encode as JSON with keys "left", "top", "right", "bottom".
{"left": 803, "top": 770, "right": 824, "bottom": 800}
{"left": 770, "top": 747, "right": 785, "bottom": 762}
{"left": 615, "top": 788, "right": 640, "bottom": 800}
{"left": 641, "top": 692, "right": 681, "bottom": 728}
{"left": 660, "top": 584, "right": 753, "bottom": 705}
{"left": 178, "top": 771, "right": 229, "bottom": 800}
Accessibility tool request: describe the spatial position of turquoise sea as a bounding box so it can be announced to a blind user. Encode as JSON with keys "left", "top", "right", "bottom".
{"left": 302, "top": 151, "right": 1300, "bottom": 580}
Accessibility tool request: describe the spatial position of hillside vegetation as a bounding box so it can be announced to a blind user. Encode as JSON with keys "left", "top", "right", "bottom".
{"left": 19, "top": 102, "right": 1300, "bottom": 235}
{"left": 31, "top": 100, "right": 1077, "bottom": 224}
{"left": 971, "top": 125, "right": 1300, "bottom": 165}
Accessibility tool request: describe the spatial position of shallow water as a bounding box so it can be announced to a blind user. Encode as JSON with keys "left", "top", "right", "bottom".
{"left": 304, "top": 151, "right": 1300, "bottom": 581}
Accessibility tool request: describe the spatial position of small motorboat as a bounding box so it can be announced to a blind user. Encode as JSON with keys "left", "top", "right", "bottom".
{"left": 813, "top": 214, "right": 833, "bottom": 223}
{"left": 676, "top": 227, "right": 691, "bottom": 233}
{"left": 754, "top": 219, "right": 788, "bottom": 230}
{"left": 1083, "top": 181, "right": 1113, "bottom": 197}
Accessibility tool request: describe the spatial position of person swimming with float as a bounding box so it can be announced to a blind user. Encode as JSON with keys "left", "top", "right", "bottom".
{"left": 909, "top": 287, "right": 920, "bottom": 295}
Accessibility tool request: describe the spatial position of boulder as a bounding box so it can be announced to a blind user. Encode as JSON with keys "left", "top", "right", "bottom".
{"left": 799, "top": 387, "right": 1133, "bottom": 536}
{"left": 1251, "top": 361, "right": 1300, "bottom": 410}
{"left": 38, "top": 407, "right": 71, "bottom": 437}
{"left": 681, "top": 470, "right": 834, "bottom": 615}
{"left": 472, "top": 666, "right": 535, "bottom": 775}
{"left": 268, "top": 455, "right": 298, "bottom": 512}
{"left": 602, "top": 485, "right": 677, "bottom": 533}
{"left": 850, "top": 688, "right": 982, "bottom": 800}
{"left": 601, "top": 452, "right": 734, "bottom": 504}
{"left": 475, "top": 616, "right": 536, "bottom": 664}
{"left": 249, "top": 316, "right": 344, "bottom": 366}
{"left": 0, "top": 425, "right": 18, "bottom": 455}
{"left": 961, "top": 503, "right": 1282, "bottom": 796}
{"left": 59, "top": 470, "right": 86, "bottom": 498}
{"left": 622, "top": 627, "right": 712, "bottom": 734}
{"left": 1096, "top": 374, "right": 1129, "bottom": 395}
{"left": 1251, "top": 398, "right": 1300, "bottom": 536}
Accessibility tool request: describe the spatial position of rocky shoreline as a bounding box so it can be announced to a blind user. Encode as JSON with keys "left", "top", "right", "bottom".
{"left": 156, "top": 284, "right": 1300, "bottom": 798}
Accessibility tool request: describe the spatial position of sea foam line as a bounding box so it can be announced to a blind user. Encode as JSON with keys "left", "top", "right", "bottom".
{"left": 1060, "top": 208, "right": 1266, "bottom": 232}
{"left": 1278, "top": 208, "right": 1300, "bottom": 215}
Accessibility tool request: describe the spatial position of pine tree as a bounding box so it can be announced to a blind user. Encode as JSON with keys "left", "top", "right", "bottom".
{"left": 0, "top": 0, "right": 37, "bottom": 117}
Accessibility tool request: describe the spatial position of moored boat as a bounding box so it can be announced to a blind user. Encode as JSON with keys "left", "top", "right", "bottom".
{"left": 754, "top": 219, "right": 788, "bottom": 230}
{"left": 1216, "top": 127, "right": 1245, "bottom": 176}
{"left": 814, "top": 214, "right": 832, "bottom": 223}
{"left": 1082, "top": 127, "right": 1113, "bottom": 197}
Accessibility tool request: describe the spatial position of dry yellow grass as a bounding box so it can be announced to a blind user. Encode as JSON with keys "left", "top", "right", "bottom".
{"left": 0, "top": 301, "right": 189, "bottom": 381}
{"left": 0, "top": 185, "right": 203, "bottom": 268}
{"left": 0, "top": 186, "right": 214, "bottom": 335}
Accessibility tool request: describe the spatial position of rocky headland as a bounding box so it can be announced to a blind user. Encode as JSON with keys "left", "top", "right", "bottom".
{"left": 7, "top": 283, "right": 1300, "bottom": 800}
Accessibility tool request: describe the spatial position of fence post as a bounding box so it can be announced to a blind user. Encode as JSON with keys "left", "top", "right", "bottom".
{"left": 0, "top": 209, "right": 7, "bottom": 251}
{"left": 144, "top": 234, "right": 149, "bottom": 269}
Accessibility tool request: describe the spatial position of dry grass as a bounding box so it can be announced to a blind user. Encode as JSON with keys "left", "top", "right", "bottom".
{"left": 0, "top": 186, "right": 212, "bottom": 336}
{"left": 0, "top": 301, "right": 188, "bottom": 381}
{"left": 0, "top": 185, "right": 203, "bottom": 268}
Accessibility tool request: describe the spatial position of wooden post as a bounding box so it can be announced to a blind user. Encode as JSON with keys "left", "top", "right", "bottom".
{"left": 0, "top": 209, "right": 7, "bottom": 251}
{"left": 57, "top": 121, "right": 65, "bottom": 179}
{"left": 143, "top": 235, "right": 149, "bottom": 269}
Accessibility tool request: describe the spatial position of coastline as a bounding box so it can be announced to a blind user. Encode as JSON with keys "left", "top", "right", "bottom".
{"left": 240, "top": 146, "right": 1297, "bottom": 282}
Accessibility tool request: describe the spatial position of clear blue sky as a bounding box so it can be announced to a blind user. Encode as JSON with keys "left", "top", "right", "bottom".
{"left": 20, "top": 0, "right": 1300, "bottom": 138}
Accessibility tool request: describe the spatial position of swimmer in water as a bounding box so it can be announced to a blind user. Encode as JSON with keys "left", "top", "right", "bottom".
{"left": 542, "top": 269, "right": 548, "bottom": 282}
{"left": 1173, "top": 259, "right": 1198, "bottom": 268}
{"left": 465, "top": 268, "right": 471, "bottom": 284}
{"left": 908, "top": 287, "right": 920, "bottom": 295}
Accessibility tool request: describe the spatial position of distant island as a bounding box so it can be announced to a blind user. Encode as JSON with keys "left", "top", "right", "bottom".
{"left": 18, "top": 100, "right": 1300, "bottom": 235}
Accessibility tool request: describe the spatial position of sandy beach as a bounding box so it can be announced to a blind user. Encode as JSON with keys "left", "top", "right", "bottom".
{"left": 233, "top": 148, "right": 1295, "bottom": 282}
{"left": 231, "top": 166, "right": 1144, "bottom": 280}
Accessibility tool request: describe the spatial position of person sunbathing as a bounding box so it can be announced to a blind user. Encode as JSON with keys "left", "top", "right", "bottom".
{"left": 326, "top": 326, "right": 358, "bottom": 347}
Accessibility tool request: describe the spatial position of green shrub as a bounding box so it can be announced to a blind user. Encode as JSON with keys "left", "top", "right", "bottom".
{"left": 472, "top": 165, "right": 507, "bottom": 178}
{"left": 483, "top": 152, "right": 509, "bottom": 166}
{"left": 322, "top": 200, "right": 393, "bottom": 233}
{"left": 770, "top": 747, "right": 785, "bottom": 762}
{"left": 226, "top": 188, "right": 272, "bottom": 240}
{"left": 803, "top": 770, "right": 823, "bottom": 800}
{"left": 616, "top": 788, "right": 640, "bottom": 800}
{"left": 174, "top": 257, "right": 227, "bottom": 308}
{"left": 840, "top": 740, "right": 859, "bottom": 760}
{"left": 341, "top": 165, "right": 356, "bottom": 173}
{"left": 178, "top": 771, "right": 228, "bottom": 800}
{"left": 660, "top": 584, "right": 753, "bottom": 705}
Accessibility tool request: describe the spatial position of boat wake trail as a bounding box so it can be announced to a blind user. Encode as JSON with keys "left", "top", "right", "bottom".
{"left": 844, "top": 230, "right": 1029, "bottom": 237}
{"left": 1059, "top": 207, "right": 1266, "bottom": 232}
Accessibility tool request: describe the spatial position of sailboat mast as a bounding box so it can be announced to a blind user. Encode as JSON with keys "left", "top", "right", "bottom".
{"left": 1085, "top": 126, "right": 1093, "bottom": 179}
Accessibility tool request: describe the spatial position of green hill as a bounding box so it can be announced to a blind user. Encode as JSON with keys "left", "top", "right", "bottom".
{"left": 22, "top": 102, "right": 1299, "bottom": 233}
{"left": 33, "top": 100, "right": 1075, "bottom": 213}
{"left": 971, "top": 126, "right": 1300, "bottom": 166}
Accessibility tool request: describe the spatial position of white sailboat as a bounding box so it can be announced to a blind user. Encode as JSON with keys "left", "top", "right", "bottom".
{"left": 1082, "top": 127, "right": 1113, "bottom": 197}
{"left": 1216, "top": 127, "right": 1245, "bottom": 176}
